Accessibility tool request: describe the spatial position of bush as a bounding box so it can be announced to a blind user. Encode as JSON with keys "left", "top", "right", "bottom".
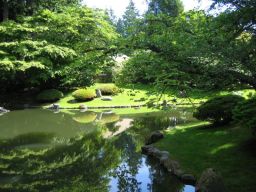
{"left": 233, "top": 97, "right": 256, "bottom": 135}
{"left": 193, "top": 95, "right": 244, "bottom": 125}
{"left": 72, "top": 89, "right": 96, "bottom": 101}
{"left": 36, "top": 89, "right": 63, "bottom": 102}
{"left": 97, "top": 84, "right": 119, "bottom": 95}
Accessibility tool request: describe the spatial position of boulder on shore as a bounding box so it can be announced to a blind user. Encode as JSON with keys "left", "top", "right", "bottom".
{"left": 196, "top": 168, "right": 225, "bottom": 192}
{"left": 145, "top": 131, "right": 164, "bottom": 145}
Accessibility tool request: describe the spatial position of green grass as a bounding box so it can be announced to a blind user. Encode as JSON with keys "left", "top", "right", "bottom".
{"left": 54, "top": 83, "right": 202, "bottom": 109}
{"left": 53, "top": 84, "right": 243, "bottom": 108}
{"left": 36, "top": 83, "right": 255, "bottom": 115}
{"left": 156, "top": 122, "right": 256, "bottom": 191}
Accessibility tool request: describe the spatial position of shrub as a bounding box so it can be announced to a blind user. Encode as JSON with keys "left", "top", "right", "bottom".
{"left": 233, "top": 97, "right": 256, "bottom": 135}
{"left": 36, "top": 89, "right": 63, "bottom": 102}
{"left": 72, "top": 89, "right": 96, "bottom": 101}
{"left": 97, "top": 84, "right": 119, "bottom": 95}
{"left": 193, "top": 95, "right": 244, "bottom": 125}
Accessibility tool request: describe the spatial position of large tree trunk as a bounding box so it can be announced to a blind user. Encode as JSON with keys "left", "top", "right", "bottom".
{"left": 2, "top": 0, "right": 9, "bottom": 21}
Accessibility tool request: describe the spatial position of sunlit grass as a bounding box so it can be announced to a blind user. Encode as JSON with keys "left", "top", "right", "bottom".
{"left": 40, "top": 83, "right": 256, "bottom": 115}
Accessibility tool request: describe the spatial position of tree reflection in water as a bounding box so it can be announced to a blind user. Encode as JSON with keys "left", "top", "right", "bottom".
{"left": 0, "top": 109, "right": 195, "bottom": 192}
{"left": 0, "top": 130, "right": 121, "bottom": 192}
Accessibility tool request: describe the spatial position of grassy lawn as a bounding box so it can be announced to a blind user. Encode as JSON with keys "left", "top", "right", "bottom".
{"left": 51, "top": 83, "right": 255, "bottom": 109}
{"left": 156, "top": 122, "right": 256, "bottom": 192}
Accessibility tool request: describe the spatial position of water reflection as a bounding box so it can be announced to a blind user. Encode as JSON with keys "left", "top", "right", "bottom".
{"left": 0, "top": 109, "right": 196, "bottom": 192}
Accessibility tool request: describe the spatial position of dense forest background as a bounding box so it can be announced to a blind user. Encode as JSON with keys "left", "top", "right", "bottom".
{"left": 0, "top": 0, "right": 255, "bottom": 92}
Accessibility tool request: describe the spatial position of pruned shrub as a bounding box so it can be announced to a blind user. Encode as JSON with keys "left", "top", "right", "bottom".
{"left": 97, "top": 84, "right": 119, "bottom": 95}
{"left": 233, "top": 97, "right": 256, "bottom": 135}
{"left": 193, "top": 95, "right": 244, "bottom": 125}
{"left": 36, "top": 89, "right": 63, "bottom": 102}
{"left": 72, "top": 89, "right": 96, "bottom": 101}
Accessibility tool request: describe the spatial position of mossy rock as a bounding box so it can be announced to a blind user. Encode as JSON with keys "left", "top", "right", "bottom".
{"left": 36, "top": 89, "right": 63, "bottom": 102}
{"left": 73, "top": 112, "right": 97, "bottom": 124}
{"left": 72, "top": 89, "right": 96, "bottom": 101}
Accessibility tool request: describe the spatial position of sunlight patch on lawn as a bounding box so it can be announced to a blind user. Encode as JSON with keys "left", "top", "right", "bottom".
{"left": 210, "top": 143, "right": 236, "bottom": 155}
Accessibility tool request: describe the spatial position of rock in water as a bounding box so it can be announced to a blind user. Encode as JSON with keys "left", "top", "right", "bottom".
{"left": 96, "top": 89, "right": 102, "bottom": 98}
{"left": 180, "top": 174, "right": 196, "bottom": 185}
{"left": 79, "top": 104, "right": 87, "bottom": 109}
{"left": 145, "top": 131, "right": 164, "bottom": 145}
{"left": 48, "top": 104, "right": 60, "bottom": 110}
{"left": 101, "top": 96, "right": 112, "bottom": 101}
{"left": 196, "top": 168, "right": 225, "bottom": 192}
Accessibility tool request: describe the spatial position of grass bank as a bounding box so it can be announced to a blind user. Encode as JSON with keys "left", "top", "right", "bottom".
{"left": 52, "top": 84, "right": 255, "bottom": 108}
{"left": 155, "top": 122, "right": 256, "bottom": 191}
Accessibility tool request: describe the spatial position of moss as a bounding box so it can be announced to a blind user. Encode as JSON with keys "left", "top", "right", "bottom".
{"left": 36, "top": 89, "right": 63, "bottom": 102}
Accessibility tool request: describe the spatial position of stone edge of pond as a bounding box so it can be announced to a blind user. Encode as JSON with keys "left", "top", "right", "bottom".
{"left": 141, "top": 144, "right": 197, "bottom": 186}
{"left": 142, "top": 131, "right": 226, "bottom": 192}
{"left": 1, "top": 102, "right": 200, "bottom": 111}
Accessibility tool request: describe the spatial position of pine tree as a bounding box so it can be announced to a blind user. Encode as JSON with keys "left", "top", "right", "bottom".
{"left": 146, "top": 0, "right": 184, "bottom": 16}
{"left": 121, "top": 0, "right": 140, "bottom": 37}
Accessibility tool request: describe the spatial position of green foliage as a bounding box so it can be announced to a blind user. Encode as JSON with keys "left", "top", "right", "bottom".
{"left": 0, "top": 0, "right": 81, "bottom": 21}
{"left": 97, "top": 84, "right": 119, "bottom": 95}
{"left": 0, "top": 6, "right": 118, "bottom": 91}
{"left": 72, "top": 89, "right": 96, "bottom": 101}
{"left": 36, "top": 89, "right": 63, "bottom": 102}
{"left": 117, "top": 0, "right": 140, "bottom": 37}
{"left": 193, "top": 95, "right": 245, "bottom": 125}
{"left": 147, "top": 0, "right": 184, "bottom": 16}
{"left": 233, "top": 97, "right": 256, "bottom": 135}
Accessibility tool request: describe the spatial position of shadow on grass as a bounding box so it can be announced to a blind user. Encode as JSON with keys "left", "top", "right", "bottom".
{"left": 156, "top": 122, "right": 256, "bottom": 192}
{"left": 240, "top": 138, "right": 256, "bottom": 157}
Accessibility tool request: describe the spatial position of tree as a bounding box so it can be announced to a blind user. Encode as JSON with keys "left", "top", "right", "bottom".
{"left": 118, "top": 0, "right": 140, "bottom": 37}
{"left": 0, "top": 6, "right": 118, "bottom": 91}
{"left": 117, "top": 11, "right": 212, "bottom": 90}
{"left": 146, "top": 0, "right": 184, "bottom": 16}
{"left": 0, "top": 0, "right": 81, "bottom": 22}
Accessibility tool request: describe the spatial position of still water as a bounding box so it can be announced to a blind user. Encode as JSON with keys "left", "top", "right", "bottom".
{"left": 0, "top": 108, "right": 196, "bottom": 192}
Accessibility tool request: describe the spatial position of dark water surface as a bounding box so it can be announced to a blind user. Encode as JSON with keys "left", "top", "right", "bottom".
{"left": 0, "top": 108, "right": 196, "bottom": 192}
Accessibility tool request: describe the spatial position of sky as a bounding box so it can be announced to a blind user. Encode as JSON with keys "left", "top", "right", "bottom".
{"left": 82, "top": 0, "right": 213, "bottom": 17}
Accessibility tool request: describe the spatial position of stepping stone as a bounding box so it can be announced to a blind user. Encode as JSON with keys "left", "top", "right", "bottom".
{"left": 101, "top": 97, "right": 113, "bottom": 101}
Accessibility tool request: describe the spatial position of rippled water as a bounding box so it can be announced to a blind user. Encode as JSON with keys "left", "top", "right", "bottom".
{"left": 0, "top": 108, "right": 196, "bottom": 192}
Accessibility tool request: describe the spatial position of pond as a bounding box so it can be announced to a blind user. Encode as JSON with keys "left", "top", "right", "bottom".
{"left": 0, "top": 108, "right": 196, "bottom": 192}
